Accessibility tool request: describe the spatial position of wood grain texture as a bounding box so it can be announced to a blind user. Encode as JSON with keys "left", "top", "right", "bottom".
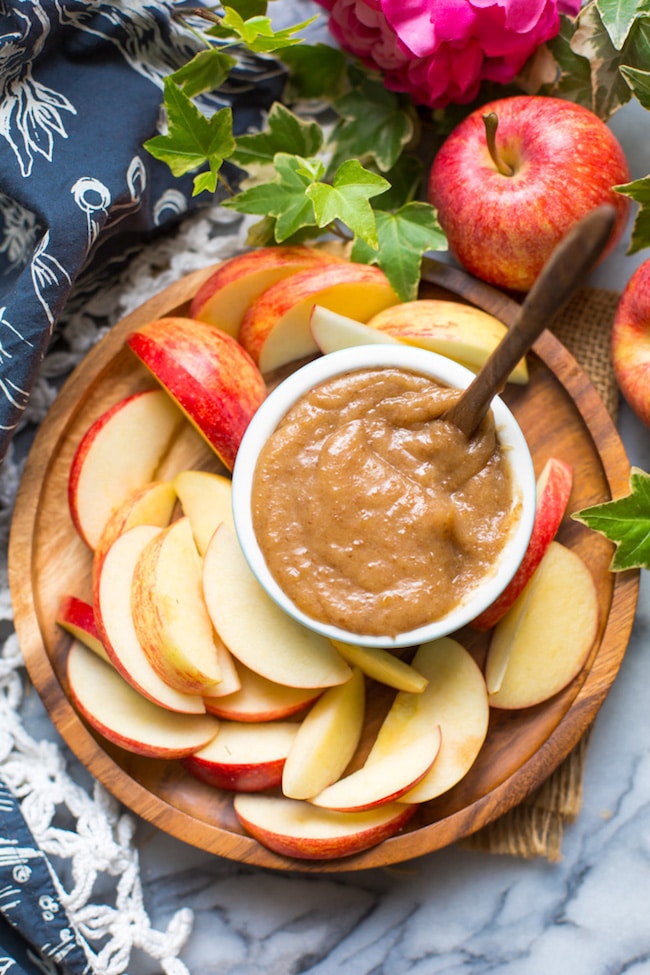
{"left": 8, "top": 260, "right": 640, "bottom": 872}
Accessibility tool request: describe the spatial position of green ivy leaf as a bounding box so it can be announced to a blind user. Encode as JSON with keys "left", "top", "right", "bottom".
{"left": 613, "top": 174, "right": 650, "bottom": 252}
{"left": 231, "top": 102, "right": 323, "bottom": 172}
{"left": 572, "top": 467, "right": 650, "bottom": 570}
{"left": 143, "top": 79, "right": 235, "bottom": 194}
{"left": 620, "top": 63, "right": 650, "bottom": 107}
{"left": 168, "top": 49, "right": 236, "bottom": 98}
{"left": 546, "top": 16, "right": 595, "bottom": 107}
{"left": 569, "top": 3, "right": 634, "bottom": 117}
{"left": 350, "top": 202, "right": 446, "bottom": 301}
{"left": 279, "top": 43, "right": 349, "bottom": 100}
{"left": 328, "top": 78, "right": 414, "bottom": 173}
{"left": 206, "top": 9, "right": 315, "bottom": 52}
{"left": 226, "top": 0, "right": 268, "bottom": 18}
{"left": 595, "top": 0, "right": 649, "bottom": 49}
{"left": 223, "top": 152, "right": 320, "bottom": 240}
{"left": 306, "top": 159, "right": 389, "bottom": 247}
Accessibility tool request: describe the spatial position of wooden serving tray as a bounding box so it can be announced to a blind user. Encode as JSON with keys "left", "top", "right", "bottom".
{"left": 8, "top": 260, "right": 640, "bottom": 872}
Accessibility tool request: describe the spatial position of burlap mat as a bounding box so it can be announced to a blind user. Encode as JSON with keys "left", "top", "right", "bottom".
{"left": 463, "top": 287, "right": 622, "bottom": 861}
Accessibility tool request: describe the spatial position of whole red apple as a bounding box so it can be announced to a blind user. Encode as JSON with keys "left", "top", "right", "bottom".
{"left": 428, "top": 95, "right": 630, "bottom": 292}
{"left": 612, "top": 258, "right": 650, "bottom": 427}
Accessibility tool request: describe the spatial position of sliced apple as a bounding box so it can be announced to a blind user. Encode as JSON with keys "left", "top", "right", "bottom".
{"left": 238, "top": 262, "right": 399, "bottom": 373}
{"left": 472, "top": 457, "right": 574, "bottom": 631}
{"left": 282, "top": 667, "right": 365, "bottom": 801}
{"left": 202, "top": 523, "right": 352, "bottom": 689}
{"left": 233, "top": 795, "right": 416, "bottom": 860}
{"left": 173, "top": 469, "right": 234, "bottom": 556}
{"left": 66, "top": 641, "right": 218, "bottom": 758}
{"left": 367, "top": 299, "right": 528, "bottom": 384}
{"left": 368, "top": 637, "right": 489, "bottom": 804}
{"left": 203, "top": 662, "right": 323, "bottom": 721}
{"left": 330, "top": 639, "right": 428, "bottom": 693}
{"left": 92, "top": 479, "right": 177, "bottom": 582}
{"left": 130, "top": 516, "right": 223, "bottom": 695}
{"left": 156, "top": 420, "right": 229, "bottom": 480}
{"left": 485, "top": 541, "right": 600, "bottom": 709}
{"left": 309, "top": 304, "right": 402, "bottom": 353}
{"left": 94, "top": 524, "right": 205, "bottom": 713}
{"left": 56, "top": 595, "right": 109, "bottom": 662}
{"left": 126, "top": 317, "right": 267, "bottom": 471}
{"left": 68, "top": 388, "right": 185, "bottom": 549}
{"left": 182, "top": 720, "right": 299, "bottom": 792}
{"left": 190, "top": 246, "right": 343, "bottom": 337}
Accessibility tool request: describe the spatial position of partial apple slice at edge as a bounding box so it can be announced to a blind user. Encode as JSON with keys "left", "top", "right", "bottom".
{"left": 182, "top": 721, "right": 298, "bottom": 792}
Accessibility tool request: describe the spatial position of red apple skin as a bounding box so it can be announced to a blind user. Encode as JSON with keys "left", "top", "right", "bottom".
{"left": 56, "top": 595, "right": 107, "bottom": 659}
{"left": 612, "top": 258, "right": 650, "bottom": 428}
{"left": 471, "top": 456, "right": 574, "bottom": 630}
{"left": 428, "top": 95, "right": 630, "bottom": 292}
{"left": 126, "top": 317, "right": 267, "bottom": 471}
{"left": 182, "top": 754, "right": 287, "bottom": 792}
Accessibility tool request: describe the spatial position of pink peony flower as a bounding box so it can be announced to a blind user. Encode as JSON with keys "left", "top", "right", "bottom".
{"left": 315, "top": 0, "right": 581, "bottom": 108}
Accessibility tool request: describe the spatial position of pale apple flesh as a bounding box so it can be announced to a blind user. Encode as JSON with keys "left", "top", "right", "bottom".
{"left": 330, "top": 639, "right": 428, "bottom": 693}
{"left": 309, "top": 304, "right": 402, "bottom": 354}
{"left": 202, "top": 662, "right": 323, "bottom": 722}
{"left": 66, "top": 641, "right": 219, "bottom": 759}
{"left": 233, "top": 795, "right": 417, "bottom": 860}
{"left": 182, "top": 721, "right": 299, "bottom": 792}
{"left": 485, "top": 541, "right": 600, "bottom": 709}
{"left": 172, "top": 469, "right": 234, "bottom": 556}
{"left": 611, "top": 258, "right": 650, "bottom": 428}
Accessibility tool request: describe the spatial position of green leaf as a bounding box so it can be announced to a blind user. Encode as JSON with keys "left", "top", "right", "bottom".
{"left": 350, "top": 203, "right": 446, "bottom": 301}
{"left": 328, "top": 78, "right": 414, "bottom": 173}
{"left": 546, "top": 17, "right": 595, "bottom": 107}
{"left": 596, "top": 0, "right": 650, "bottom": 49}
{"left": 306, "top": 159, "right": 389, "bottom": 247}
{"left": 226, "top": 0, "right": 268, "bottom": 18}
{"left": 620, "top": 63, "right": 650, "bottom": 107}
{"left": 613, "top": 174, "right": 650, "bottom": 252}
{"left": 168, "top": 49, "right": 236, "bottom": 98}
{"left": 572, "top": 467, "right": 650, "bottom": 570}
{"left": 143, "top": 79, "right": 235, "bottom": 193}
{"left": 370, "top": 153, "right": 424, "bottom": 211}
{"left": 569, "top": 3, "right": 634, "bottom": 117}
{"left": 207, "top": 9, "right": 315, "bottom": 52}
{"left": 223, "top": 152, "right": 319, "bottom": 240}
{"left": 279, "top": 43, "right": 349, "bottom": 100}
{"left": 232, "top": 102, "right": 323, "bottom": 171}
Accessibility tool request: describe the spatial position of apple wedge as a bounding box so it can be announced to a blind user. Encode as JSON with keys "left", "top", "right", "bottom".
{"left": 182, "top": 720, "right": 299, "bottom": 792}
{"left": 330, "top": 639, "right": 428, "bottom": 693}
{"left": 202, "top": 662, "right": 323, "bottom": 721}
{"left": 68, "top": 388, "right": 185, "bottom": 550}
{"left": 130, "top": 516, "right": 224, "bottom": 695}
{"left": 67, "top": 641, "right": 218, "bottom": 758}
{"left": 238, "top": 262, "right": 399, "bottom": 373}
{"left": 202, "top": 523, "right": 352, "bottom": 689}
{"left": 190, "top": 246, "right": 343, "bottom": 337}
{"left": 56, "top": 595, "right": 109, "bottom": 662}
{"left": 126, "top": 317, "right": 267, "bottom": 471}
{"left": 485, "top": 541, "right": 600, "bottom": 709}
{"left": 472, "top": 457, "right": 574, "bottom": 631}
{"left": 173, "top": 469, "right": 234, "bottom": 556}
{"left": 94, "top": 524, "right": 205, "bottom": 713}
{"left": 309, "top": 305, "right": 402, "bottom": 353}
{"left": 282, "top": 667, "right": 365, "bottom": 800}
{"left": 367, "top": 299, "right": 528, "bottom": 384}
{"left": 233, "top": 795, "right": 416, "bottom": 860}
{"left": 368, "top": 637, "right": 489, "bottom": 804}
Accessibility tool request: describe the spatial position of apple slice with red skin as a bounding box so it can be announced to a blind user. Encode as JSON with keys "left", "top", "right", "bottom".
{"left": 182, "top": 720, "right": 299, "bottom": 792}
{"left": 202, "top": 661, "right": 323, "bottom": 722}
{"left": 126, "top": 317, "right": 267, "bottom": 472}
{"left": 56, "top": 595, "right": 109, "bottom": 662}
{"left": 67, "top": 641, "right": 218, "bottom": 758}
{"left": 173, "top": 469, "right": 234, "bottom": 556}
{"left": 238, "top": 262, "right": 399, "bottom": 373}
{"left": 190, "top": 246, "right": 344, "bottom": 337}
{"left": 611, "top": 257, "right": 650, "bottom": 428}
{"left": 233, "top": 795, "right": 416, "bottom": 860}
{"left": 94, "top": 524, "right": 206, "bottom": 714}
{"left": 471, "top": 456, "right": 574, "bottom": 631}
{"left": 485, "top": 541, "right": 600, "bottom": 709}
{"left": 68, "top": 388, "right": 185, "bottom": 550}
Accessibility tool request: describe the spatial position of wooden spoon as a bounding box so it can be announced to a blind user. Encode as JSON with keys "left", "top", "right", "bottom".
{"left": 442, "top": 203, "right": 618, "bottom": 438}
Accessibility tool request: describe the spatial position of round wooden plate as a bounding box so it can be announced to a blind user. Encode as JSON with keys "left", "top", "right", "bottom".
{"left": 8, "top": 259, "right": 640, "bottom": 872}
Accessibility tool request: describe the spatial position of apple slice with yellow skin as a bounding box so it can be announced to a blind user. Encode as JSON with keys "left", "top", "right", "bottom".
{"left": 182, "top": 720, "right": 299, "bottom": 792}
{"left": 202, "top": 523, "right": 352, "bottom": 689}
{"left": 367, "top": 299, "right": 528, "bottom": 384}
{"left": 68, "top": 388, "right": 185, "bottom": 550}
{"left": 190, "top": 246, "right": 344, "bottom": 337}
{"left": 238, "top": 262, "right": 400, "bottom": 373}
{"left": 203, "top": 662, "right": 322, "bottom": 722}
{"left": 56, "top": 595, "right": 109, "bottom": 662}
{"left": 485, "top": 541, "right": 600, "bottom": 709}
{"left": 67, "top": 641, "right": 218, "bottom": 759}
{"left": 126, "top": 317, "right": 267, "bottom": 471}
{"left": 309, "top": 304, "right": 402, "bottom": 353}
{"left": 472, "top": 456, "right": 574, "bottom": 631}
{"left": 131, "top": 516, "right": 223, "bottom": 695}
{"left": 94, "top": 524, "right": 205, "bottom": 714}
{"left": 367, "top": 637, "right": 489, "bottom": 804}
{"left": 282, "top": 667, "right": 365, "bottom": 801}
{"left": 233, "top": 795, "right": 416, "bottom": 861}
{"left": 173, "top": 469, "right": 234, "bottom": 556}
{"left": 330, "top": 639, "right": 428, "bottom": 693}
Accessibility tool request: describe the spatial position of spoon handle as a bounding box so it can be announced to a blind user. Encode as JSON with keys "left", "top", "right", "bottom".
{"left": 443, "top": 203, "right": 618, "bottom": 438}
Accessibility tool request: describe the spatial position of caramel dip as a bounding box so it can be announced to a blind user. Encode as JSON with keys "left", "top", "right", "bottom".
{"left": 251, "top": 366, "right": 516, "bottom": 637}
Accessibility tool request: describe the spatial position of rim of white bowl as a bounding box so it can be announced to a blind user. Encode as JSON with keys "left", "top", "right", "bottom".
{"left": 232, "top": 345, "right": 536, "bottom": 649}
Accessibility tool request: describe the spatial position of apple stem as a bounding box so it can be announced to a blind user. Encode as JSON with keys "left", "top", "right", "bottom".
{"left": 483, "top": 112, "right": 514, "bottom": 177}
